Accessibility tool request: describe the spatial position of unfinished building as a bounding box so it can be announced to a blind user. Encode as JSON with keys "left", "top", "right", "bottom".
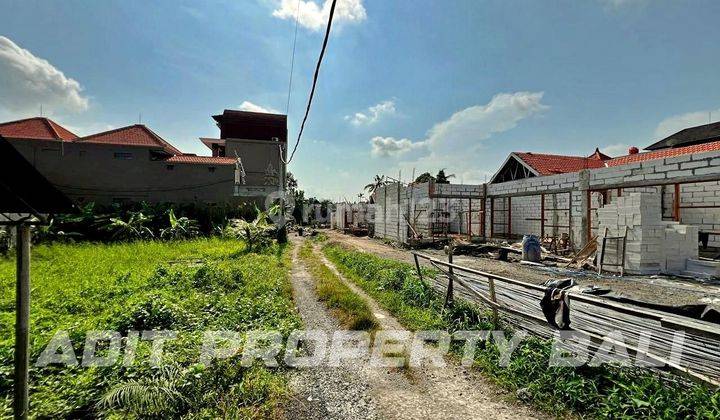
{"left": 372, "top": 121, "right": 720, "bottom": 276}
{"left": 331, "top": 202, "right": 375, "bottom": 235}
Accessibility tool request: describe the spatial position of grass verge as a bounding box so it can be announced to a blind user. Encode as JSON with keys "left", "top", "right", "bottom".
{"left": 299, "top": 240, "right": 378, "bottom": 330}
{"left": 0, "top": 238, "right": 301, "bottom": 418}
{"left": 322, "top": 241, "right": 720, "bottom": 419}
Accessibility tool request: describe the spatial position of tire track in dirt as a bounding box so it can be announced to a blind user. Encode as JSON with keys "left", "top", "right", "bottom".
{"left": 283, "top": 237, "right": 379, "bottom": 419}
{"left": 304, "top": 238, "right": 544, "bottom": 420}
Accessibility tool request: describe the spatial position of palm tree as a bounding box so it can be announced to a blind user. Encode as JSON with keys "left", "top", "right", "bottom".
{"left": 435, "top": 169, "right": 456, "bottom": 184}
{"left": 364, "top": 175, "right": 387, "bottom": 195}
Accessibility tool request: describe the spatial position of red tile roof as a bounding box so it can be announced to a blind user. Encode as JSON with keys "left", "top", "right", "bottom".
{"left": 0, "top": 117, "right": 78, "bottom": 141}
{"left": 75, "top": 125, "right": 182, "bottom": 154}
{"left": 165, "top": 155, "right": 236, "bottom": 165}
{"left": 607, "top": 140, "right": 720, "bottom": 167}
{"left": 514, "top": 151, "right": 608, "bottom": 175}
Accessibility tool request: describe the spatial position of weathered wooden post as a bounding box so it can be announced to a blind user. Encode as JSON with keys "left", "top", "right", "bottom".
{"left": 488, "top": 276, "right": 499, "bottom": 328}
{"left": 15, "top": 224, "right": 30, "bottom": 420}
{"left": 444, "top": 242, "right": 454, "bottom": 307}
{"left": 413, "top": 253, "right": 423, "bottom": 282}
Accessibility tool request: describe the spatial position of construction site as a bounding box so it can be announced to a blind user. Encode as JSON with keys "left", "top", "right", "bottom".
{"left": 326, "top": 122, "right": 720, "bottom": 387}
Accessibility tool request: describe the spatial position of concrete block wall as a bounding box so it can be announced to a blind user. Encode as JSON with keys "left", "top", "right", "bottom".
{"left": 373, "top": 182, "right": 486, "bottom": 242}
{"left": 587, "top": 150, "right": 720, "bottom": 190}
{"left": 373, "top": 182, "right": 409, "bottom": 243}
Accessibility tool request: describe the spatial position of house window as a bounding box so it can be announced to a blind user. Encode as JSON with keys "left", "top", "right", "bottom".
{"left": 208, "top": 166, "right": 216, "bottom": 173}
{"left": 166, "top": 164, "right": 175, "bottom": 170}
{"left": 114, "top": 152, "right": 134, "bottom": 160}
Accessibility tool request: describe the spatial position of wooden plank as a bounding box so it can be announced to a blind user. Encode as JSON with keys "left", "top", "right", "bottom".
{"left": 540, "top": 193, "right": 545, "bottom": 238}
{"left": 674, "top": 183, "right": 681, "bottom": 222}
{"left": 507, "top": 197, "right": 512, "bottom": 238}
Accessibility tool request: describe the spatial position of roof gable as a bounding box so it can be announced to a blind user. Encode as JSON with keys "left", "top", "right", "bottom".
{"left": 0, "top": 117, "right": 78, "bottom": 141}
{"left": 75, "top": 125, "right": 182, "bottom": 154}
{"left": 491, "top": 150, "right": 610, "bottom": 183}
{"left": 515, "top": 152, "right": 606, "bottom": 175}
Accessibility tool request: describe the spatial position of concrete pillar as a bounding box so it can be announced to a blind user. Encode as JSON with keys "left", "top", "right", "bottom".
{"left": 579, "top": 169, "right": 590, "bottom": 248}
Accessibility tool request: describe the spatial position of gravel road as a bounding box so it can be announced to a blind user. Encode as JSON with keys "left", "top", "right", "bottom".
{"left": 283, "top": 239, "right": 379, "bottom": 420}
{"left": 283, "top": 236, "right": 543, "bottom": 420}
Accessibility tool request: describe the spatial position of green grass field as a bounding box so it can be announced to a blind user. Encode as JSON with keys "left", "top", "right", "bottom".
{"left": 0, "top": 238, "right": 301, "bottom": 418}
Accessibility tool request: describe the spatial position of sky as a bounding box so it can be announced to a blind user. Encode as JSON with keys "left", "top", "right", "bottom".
{"left": 1, "top": 0, "right": 720, "bottom": 200}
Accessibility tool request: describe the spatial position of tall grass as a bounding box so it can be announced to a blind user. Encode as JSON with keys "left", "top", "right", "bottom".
{"left": 299, "top": 241, "right": 377, "bottom": 331}
{"left": 322, "top": 242, "right": 720, "bottom": 419}
{"left": 0, "top": 238, "right": 301, "bottom": 418}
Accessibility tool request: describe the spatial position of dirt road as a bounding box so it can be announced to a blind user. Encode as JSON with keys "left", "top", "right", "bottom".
{"left": 325, "top": 230, "right": 720, "bottom": 306}
{"left": 284, "top": 236, "right": 543, "bottom": 420}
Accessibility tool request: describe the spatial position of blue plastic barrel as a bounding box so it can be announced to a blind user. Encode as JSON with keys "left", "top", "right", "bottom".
{"left": 522, "top": 235, "right": 541, "bottom": 262}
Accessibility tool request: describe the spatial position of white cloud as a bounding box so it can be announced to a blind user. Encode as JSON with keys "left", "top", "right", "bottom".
{"left": 655, "top": 108, "right": 720, "bottom": 140}
{"left": 369, "top": 92, "right": 548, "bottom": 183}
{"left": 0, "top": 36, "right": 89, "bottom": 116}
{"left": 425, "top": 92, "right": 548, "bottom": 151}
{"left": 370, "top": 91, "right": 547, "bottom": 158}
{"left": 600, "top": 143, "right": 632, "bottom": 157}
{"left": 238, "top": 100, "right": 280, "bottom": 114}
{"left": 370, "top": 136, "right": 427, "bottom": 157}
{"left": 346, "top": 100, "right": 395, "bottom": 125}
{"left": 272, "top": 0, "right": 367, "bottom": 31}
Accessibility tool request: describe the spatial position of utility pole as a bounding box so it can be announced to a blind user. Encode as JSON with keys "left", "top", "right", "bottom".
{"left": 277, "top": 141, "right": 287, "bottom": 242}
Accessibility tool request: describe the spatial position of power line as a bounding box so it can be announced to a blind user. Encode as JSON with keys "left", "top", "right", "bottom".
{"left": 285, "top": 0, "right": 338, "bottom": 165}
{"left": 285, "top": 0, "right": 301, "bottom": 115}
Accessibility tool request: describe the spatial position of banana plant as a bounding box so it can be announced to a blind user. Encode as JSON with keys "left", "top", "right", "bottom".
{"left": 160, "top": 209, "right": 199, "bottom": 240}
{"left": 102, "top": 211, "right": 155, "bottom": 241}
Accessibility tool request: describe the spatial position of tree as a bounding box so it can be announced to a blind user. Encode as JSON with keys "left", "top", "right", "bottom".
{"left": 435, "top": 169, "right": 455, "bottom": 184}
{"left": 286, "top": 171, "right": 298, "bottom": 192}
{"left": 414, "top": 172, "right": 435, "bottom": 183}
{"left": 364, "top": 175, "right": 387, "bottom": 195}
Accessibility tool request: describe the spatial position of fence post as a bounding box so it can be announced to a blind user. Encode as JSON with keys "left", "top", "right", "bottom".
{"left": 444, "top": 243, "right": 454, "bottom": 307}
{"left": 413, "top": 253, "right": 423, "bottom": 283}
{"left": 488, "top": 277, "right": 499, "bottom": 328}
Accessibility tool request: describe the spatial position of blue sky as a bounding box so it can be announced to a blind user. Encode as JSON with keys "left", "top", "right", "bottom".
{"left": 1, "top": 0, "right": 720, "bottom": 200}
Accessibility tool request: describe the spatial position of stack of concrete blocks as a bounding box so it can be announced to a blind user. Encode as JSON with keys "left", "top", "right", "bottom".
{"left": 596, "top": 192, "right": 698, "bottom": 275}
